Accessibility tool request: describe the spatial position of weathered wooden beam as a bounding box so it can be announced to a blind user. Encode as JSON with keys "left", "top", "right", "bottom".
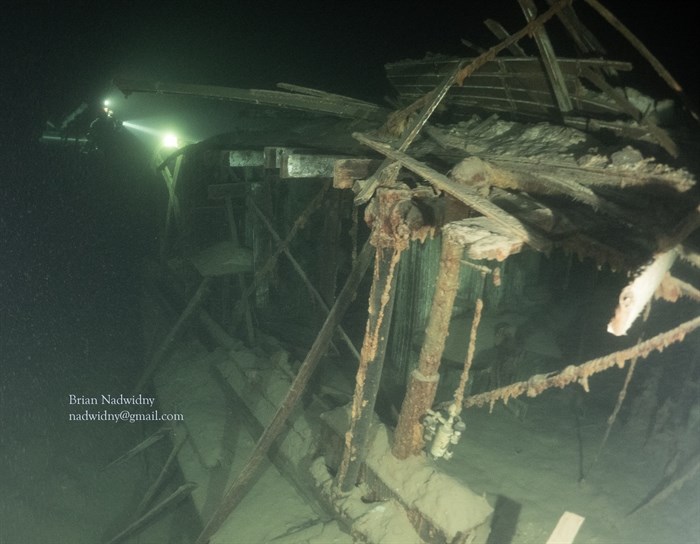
{"left": 194, "top": 241, "right": 374, "bottom": 544}
{"left": 279, "top": 151, "right": 351, "bottom": 179}
{"left": 276, "top": 82, "right": 383, "bottom": 110}
{"left": 353, "top": 132, "right": 551, "bottom": 252}
{"left": 518, "top": 0, "right": 573, "bottom": 113}
{"left": 114, "top": 78, "right": 388, "bottom": 121}
{"left": 228, "top": 149, "right": 265, "bottom": 167}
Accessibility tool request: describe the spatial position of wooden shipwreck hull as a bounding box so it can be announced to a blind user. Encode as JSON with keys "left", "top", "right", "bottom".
{"left": 106, "top": 2, "right": 700, "bottom": 542}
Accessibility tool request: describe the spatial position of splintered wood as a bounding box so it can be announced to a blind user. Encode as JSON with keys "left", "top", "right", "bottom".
{"left": 458, "top": 315, "right": 700, "bottom": 411}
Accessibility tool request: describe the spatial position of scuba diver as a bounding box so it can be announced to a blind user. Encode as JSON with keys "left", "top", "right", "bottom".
{"left": 83, "top": 104, "right": 122, "bottom": 156}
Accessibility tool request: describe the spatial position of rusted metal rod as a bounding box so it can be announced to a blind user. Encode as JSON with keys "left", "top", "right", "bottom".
{"left": 392, "top": 232, "right": 464, "bottom": 459}
{"left": 451, "top": 279, "right": 486, "bottom": 415}
{"left": 194, "top": 240, "right": 374, "bottom": 544}
{"left": 453, "top": 314, "right": 700, "bottom": 411}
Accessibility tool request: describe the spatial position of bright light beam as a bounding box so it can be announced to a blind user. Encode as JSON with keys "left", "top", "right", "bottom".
{"left": 122, "top": 121, "right": 163, "bottom": 137}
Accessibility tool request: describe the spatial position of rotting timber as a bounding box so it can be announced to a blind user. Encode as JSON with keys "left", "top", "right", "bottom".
{"left": 112, "top": 2, "right": 700, "bottom": 543}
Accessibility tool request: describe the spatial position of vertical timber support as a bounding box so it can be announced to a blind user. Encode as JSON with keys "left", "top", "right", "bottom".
{"left": 334, "top": 188, "right": 417, "bottom": 493}
{"left": 392, "top": 230, "right": 463, "bottom": 459}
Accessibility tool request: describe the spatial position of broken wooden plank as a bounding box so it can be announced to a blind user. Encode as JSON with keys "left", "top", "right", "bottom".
{"left": 387, "top": 56, "right": 632, "bottom": 119}
{"left": 546, "top": 512, "right": 585, "bottom": 544}
{"left": 384, "top": 1, "right": 573, "bottom": 141}
{"left": 607, "top": 247, "right": 680, "bottom": 336}
{"left": 387, "top": 56, "right": 632, "bottom": 79}
{"left": 353, "top": 132, "right": 551, "bottom": 252}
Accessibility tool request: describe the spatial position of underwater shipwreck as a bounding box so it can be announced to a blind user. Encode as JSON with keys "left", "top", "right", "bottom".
{"left": 85, "top": 1, "right": 700, "bottom": 542}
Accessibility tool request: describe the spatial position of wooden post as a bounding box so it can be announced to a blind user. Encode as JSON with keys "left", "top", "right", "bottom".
{"left": 334, "top": 245, "right": 402, "bottom": 492}
{"left": 392, "top": 232, "right": 463, "bottom": 459}
{"left": 194, "top": 241, "right": 373, "bottom": 544}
